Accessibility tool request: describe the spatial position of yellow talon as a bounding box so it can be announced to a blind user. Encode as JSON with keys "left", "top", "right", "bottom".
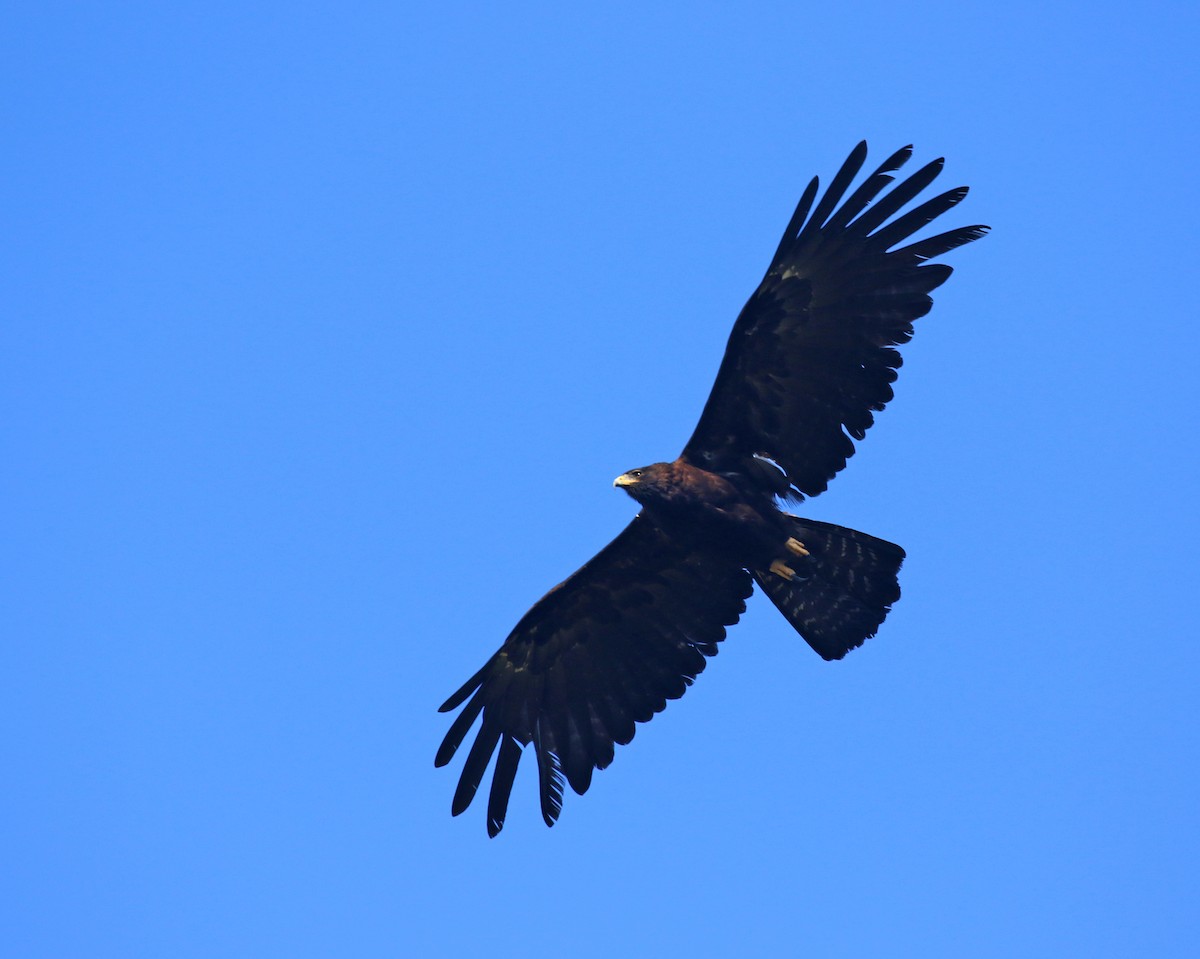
{"left": 769, "top": 559, "right": 796, "bottom": 581}
{"left": 785, "top": 537, "right": 810, "bottom": 557}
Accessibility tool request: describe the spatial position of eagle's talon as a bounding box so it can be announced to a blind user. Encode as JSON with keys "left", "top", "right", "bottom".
{"left": 785, "top": 537, "right": 810, "bottom": 557}
{"left": 769, "top": 559, "right": 796, "bottom": 581}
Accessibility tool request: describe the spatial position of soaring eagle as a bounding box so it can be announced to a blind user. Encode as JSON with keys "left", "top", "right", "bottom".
{"left": 436, "top": 142, "right": 987, "bottom": 835}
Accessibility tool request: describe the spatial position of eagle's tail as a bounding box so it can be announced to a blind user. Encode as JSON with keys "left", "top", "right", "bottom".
{"left": 753, "top": 517, "right": 905, "bottom": 661}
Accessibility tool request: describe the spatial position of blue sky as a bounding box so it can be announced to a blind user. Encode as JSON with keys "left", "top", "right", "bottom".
{"left": 4, "top": 2, "right": 1198, "bottom": 956}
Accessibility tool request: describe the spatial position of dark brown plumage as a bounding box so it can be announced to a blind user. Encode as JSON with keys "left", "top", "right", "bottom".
{"left": 436, "top": 142, "right": 988, "bottom": 835}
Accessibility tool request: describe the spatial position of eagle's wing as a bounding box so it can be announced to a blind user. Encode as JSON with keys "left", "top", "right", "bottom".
{"left": 435, "top": 514, "right": 752, "bottom": 836}
{"left": 682, "top": 142, "right": 989, "bottom": 499}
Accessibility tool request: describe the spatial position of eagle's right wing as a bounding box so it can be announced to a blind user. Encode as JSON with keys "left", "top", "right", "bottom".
{"left": 435, "top": 513, "right": 753, "bottom": 836}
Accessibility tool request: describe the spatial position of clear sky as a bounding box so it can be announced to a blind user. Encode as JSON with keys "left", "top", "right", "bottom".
{"left": 4, "top": 2, "right": 1198, "bottom": 956}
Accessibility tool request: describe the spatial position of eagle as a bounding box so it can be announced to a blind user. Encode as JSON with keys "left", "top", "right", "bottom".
{"left": 436, "top": 142, "right": 988, "bottom": 836}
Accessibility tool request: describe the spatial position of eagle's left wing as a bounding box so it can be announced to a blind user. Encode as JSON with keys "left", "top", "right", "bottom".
{"left": 682, "top": 142, "right": 988, "bottom": 499}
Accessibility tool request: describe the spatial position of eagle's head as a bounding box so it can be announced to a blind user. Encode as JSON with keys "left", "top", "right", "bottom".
{"left": 613, "top": 462, "right": 674, "bottom": 505}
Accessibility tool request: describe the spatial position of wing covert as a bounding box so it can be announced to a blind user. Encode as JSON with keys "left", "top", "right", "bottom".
{"left": 682, "top": 141, "right": 988, "bottom": 499}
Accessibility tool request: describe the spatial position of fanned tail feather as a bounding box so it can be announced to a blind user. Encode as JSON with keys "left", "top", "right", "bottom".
{"left": 754, "top": 517, "right": 906, "bottom": 660}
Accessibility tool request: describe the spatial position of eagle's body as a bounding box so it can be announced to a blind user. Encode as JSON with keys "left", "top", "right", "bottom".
{"left": 436, "top": 142, "right": 988, "bottom": 835}
{"left": 616, "top": 460, "right": 786, "bottom": 564}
